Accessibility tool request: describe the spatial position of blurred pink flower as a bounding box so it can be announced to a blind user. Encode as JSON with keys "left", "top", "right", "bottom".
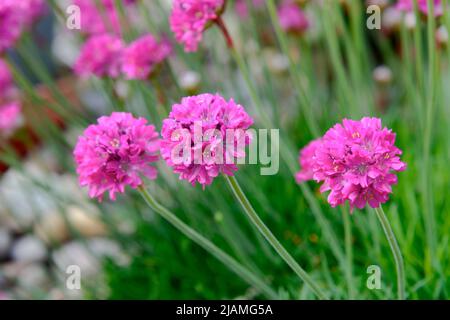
{"left": 235, "top": 0, "right": 265, "bottom": 19}
{"left": 73, "top": 0, "right": 136, "bottom": 35}
{"left": 0, "top": 58, "right": 14, "bottom": 95}
{"left": 312, "top": 117, "right": 406, "bottom": 211}
{"left": 0, "top": 102, "right": 22, "bottom": 137}
{"left": 122, "top": 34, "right": 172, "bottom": 80}
{"left": 161, "top": 93, "right": 253, "bottom": 187}
{"left": 74, "top": 34, "right": 124, "bottom": 78}
{"left": 278, "top": 1, "right": 309, "bottom": 34}
{"left": 74, "top": 112, "right": 160, "bottom": 201}
{"left": 0, "top": 0, "right": 24, "bottom": 53}
{"left": 295, "top": 138, "right": 322, "bottom": 183}
{"left": 396, "top": 0, "right": 443, "bottom": 16}
{"left": 170, "top": 0, "right": 225, "bottom": 52}
{"left": 19, "top": 0, "right": 48, "bottom": 24}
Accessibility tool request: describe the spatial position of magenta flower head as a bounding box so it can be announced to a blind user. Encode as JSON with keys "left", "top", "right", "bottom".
{"left": 161, "top": 93, "right": 254, "bottom": 188}
{"left": 74, "top": 112, "right": 160, "bottom": 201}
{"left": 278, "top": 1, "right": 309, "bottom": 34}
{"left": 396, "top": 0, "right": 443, "bottom": 16}
{"left": 0, "top": 102, "right": 22, "bottom": 138}
{"left": 19, "top": 0, "right": 48, "bottom": 25}
{"left": 74, "top": 34, "right": 124, "bottom": 78}
{"left": 122, "top": 34, "right": 172, "bottom": 80}
{"left": 295, "top": 138, "right": 322, "bottom": 183}
{"left": 0, "top": 0, "right": 24, "bottom": 53}
{"left": 170, "top": 0, "right": 225, "bottom": 52}
{"left": 73, "top": 0, "right": 136, "bottom": 35}
{"left": 311, "top": 117, "right": 406, "bottom": 211}
{"left": 0, "top": 58, "right": 14, "bottom": 95}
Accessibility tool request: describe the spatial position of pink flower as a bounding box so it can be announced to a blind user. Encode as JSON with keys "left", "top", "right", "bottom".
{"left": 73, "top": 112, "right": 160, "bottom": 201}
{"left": 74, "top": 34, "right": 124, "bottom": 78}
{"left": 295, "top": 138, "right": 322, "bottom": 183}
{"left": 312, "top": 117, "right": 406, "bottom": 211}
{"left": 0, "top": 58, "right": 14, "bottom": 96}
{"left": 396, "top": 0, "right": 443, "bottom": 16}
{"left": 278, "top": 1, "right": 309, "bottom": 34}
{"left": 235, "top": 0, "right": 265, "bottom": 19}
{"left": 0, "top": 0, "right": 24, "bottom": 53}
{"left": 0, "top": 102, "right": 22, "bottom": 137}
{"left": 122, "top": 34, "right": 172, "bottom": 80}
{"left": 161, "top": 93, "right": 254, "bottom": 187}
{"left": 73, "top": 0, "right": 136, "bottom": 35}
{"left": 19, "top": 0, "right": 48, "bottom": 25}
{"left": 170, "top": 0, "right": 225, "bottom": 52}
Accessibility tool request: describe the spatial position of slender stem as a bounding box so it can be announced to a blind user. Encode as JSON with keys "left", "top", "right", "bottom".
{"left": 374, "top": 206, "right": 405, "bottom": 300}
{"left": 224, "top": 175, "right": 328, "bottom": 300}
{"left": 215, "top": 16, "right": 234, "bottom": 49}
{"left": 342, "top": 208, "right": 355, "bottom": 299}
{"left": 137, "top": 186, "right": 279, "bottom": 300}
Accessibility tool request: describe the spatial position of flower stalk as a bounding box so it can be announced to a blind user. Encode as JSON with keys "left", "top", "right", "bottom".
{"left": 137, "top": 185, "right": 279, "bottom": 300}
{"left": 224, "top": 175, "right": 328, "bottom": 300}
{"left": 374, "top": 206, "right": 405, "bottom": 300}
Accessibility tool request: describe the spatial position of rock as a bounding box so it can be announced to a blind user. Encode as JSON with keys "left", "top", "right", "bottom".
{"left": 11, "top": 236, "right": 48, "bottom": 263}
{"left": 67, "top": 206, "right": 107, "bottom": 238}
{"left": 0, "top": 228, "right": 12, "bottom": 258}
{"left": 17, "top": 263, "right": 49, "bottom": 289}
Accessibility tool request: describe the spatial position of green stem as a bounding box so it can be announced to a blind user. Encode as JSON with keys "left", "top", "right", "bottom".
{"left": 137, "top": 186, "right": 279, "bottom": 300}
{"left": 342, "top": 208, "right": 355, "bottom": 299}
{"left": 224, "top": 175, "right": 328, "bottom": 300}
{"left": 374, "top": 206, "right": 405, "bottom": 300}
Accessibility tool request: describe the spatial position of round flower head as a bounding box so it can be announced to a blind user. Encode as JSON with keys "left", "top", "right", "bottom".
{"left": 295, "top": 138, "right": 322, "bottom": 183}
{"left": 396, "top": 0, "right": 443, "bottom": 16}
{"left": 74, "top": 34, "right": 124, "bottom": 78}
{"left": 0, "top": 102, "right": 22, "bottom": 138}
{"left": 0, "top": 0, "right": 24, "bottom": 53}
{"left": 278, "top": 1, "right": 309, "bottom": 34}
{"left": 122, "top": 34, "right": 172, "bottom": 80}
{"left": 161, "top": 93, "right": 253, "bottom": 188}
{"left": 74, "top": 112, "right": 160, "bottom": 201}
{"left": 0, "top": 58, "right": 14, "bottom": 95}
{"left": 73, "top": 0, "right": 136, "bottom": 35}
{"left": 312, "top": 117, "right": 406, "bottom": 211}
{"left": 170, "top": 0, "right": 225, "bottom": 52}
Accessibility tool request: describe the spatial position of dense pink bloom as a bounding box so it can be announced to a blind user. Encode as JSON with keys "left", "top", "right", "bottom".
{"left": 0, "top": 0, "right": 24, "bottom": 53}
{"left": 295, "top": 138, "right": 322, "bottom": 183}
{"left": 74, "top": 112, "right": 160, "bottom": 201}
{"left": 396, "top": 0, "right": 443, "bottom": 16}
{"left": 278, "top": 1, "right": 309, "bottom": 34}
{"left": 74, "top": 34, "right": 124, "bottom": 78}
{"left": 0, "top": 58, "right": 14, "bottom": 96}
{"left": 122, "top": 34, "right": 172, "bottom": 80}
{"left": 311, "top": 117, "right": 406, "bottom": 211}
{"left": 161, "top": 93, "right": 254, "bottom": 187}
{"left": 0, "top": 102, "right": 22, "bottom": 137}
{"left": 170, "top": 0, "right": 225, "bottom": 52}
{"left": 73, "top": 0, "right": 136, "bottom": 35}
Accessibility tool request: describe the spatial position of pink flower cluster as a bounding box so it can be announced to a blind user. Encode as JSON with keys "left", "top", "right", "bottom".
{"left": 161, "top": 93, "right": 253, "bottom": 187}
{"left": 73, "top": 0, "right": 136, "bottom": 36}
{"left": 74, "top": 34, "right": 125, "bottom": 78}
{"left": 396, "top": 0, "right": 443, "bottom": 16}
{"left": 122, "top": 34, "right": 172, "bottom": 80}
{"left": 0, "top": 102, "right": 22, "bottom": 138}
{"left": 296, "top": 118, "right": 406, "bottom": 211}
{"left": 74, "top": 33, "right": 171, "bottom": 79}
{"left": 295, "top": 138, "right": 321, "bottom": 183}
{"left": 277, "top": 1, "right": 309, "bottom": 34}
{"left": 0, "top": 0, "right": 47, "bottom": 53}
{"left": 170, "top": 0, "right": 225, "bottom": 52}
{"left": 73, "top": 112, "right": 160, "bottom": 201}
